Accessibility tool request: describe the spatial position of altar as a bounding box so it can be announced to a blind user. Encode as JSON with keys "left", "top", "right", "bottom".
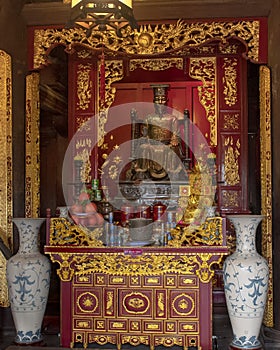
{"left": 45, "top": 212, "right": 228, "bottom": 350}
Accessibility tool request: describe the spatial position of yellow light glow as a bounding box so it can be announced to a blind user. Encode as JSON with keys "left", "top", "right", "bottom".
{"left": 120, "top": 0, "right": 132, "bottom": 7}
{"left": 71, "top": 0, "right": 81, "bottom": 7}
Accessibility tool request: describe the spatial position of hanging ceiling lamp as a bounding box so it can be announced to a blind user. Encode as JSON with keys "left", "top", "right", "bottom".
{"left": 68, "top": 0, "right": 139, "bottom": 37}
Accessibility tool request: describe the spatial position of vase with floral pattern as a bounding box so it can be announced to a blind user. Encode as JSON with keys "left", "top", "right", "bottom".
{"left": 223, "top": 215, "right": 269, "bottom": 350}
{"left": 6, "top": 218, "right": 51, "bottom": 344}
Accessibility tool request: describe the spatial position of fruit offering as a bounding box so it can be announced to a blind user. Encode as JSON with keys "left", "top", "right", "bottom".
{"left": 69, "top": 189, "right": 104, "bottom": 227}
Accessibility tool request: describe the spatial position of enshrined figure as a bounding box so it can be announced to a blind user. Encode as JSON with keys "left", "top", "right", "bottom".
{"left": 127, "top": 84, "right": 185, "bottom": 181}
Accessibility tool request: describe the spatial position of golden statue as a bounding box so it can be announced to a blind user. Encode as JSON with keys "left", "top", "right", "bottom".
{"left": 128, "top": 84, "right": 185, "bottom": 181}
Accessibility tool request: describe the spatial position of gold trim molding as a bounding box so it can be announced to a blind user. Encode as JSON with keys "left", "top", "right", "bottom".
{"left": 0, "top": 49, "right": 12, "bottom": 307}
{"left": 32, "top": 19, "right": 261, "bottom": 69}
{"left": 260, "top": 65, "right": 273, "bottom": 327}
{"left": 0, "top": 50, "right": 13, "bottom": 249}
{"left": 25, "top": 73, "right": 40, "bottom": 218}
{"left": 47, "top": 251, "right": 225, "bottom": 284}
{"left": 0, "top": 251, "right": 9, "bottom": 307}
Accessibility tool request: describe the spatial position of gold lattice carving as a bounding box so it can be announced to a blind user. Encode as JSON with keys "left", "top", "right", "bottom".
{"left": 77, "top": 63, "right": 92, "bottom": 110}
{"left": 130, "top": 58, "right": 183, "bottom": 71}
{"left": 32, "top": 19, "right": 260, "bottom": 69}
{"left": 25, "top": 73, "right": 40, "bottom": 218}
{"left": 189, "top": 57, "right": 217, "bottom": 146}
{"left": 223, "top": 113, "right": 239, "bottom": 130}
{"left": 260, "top": 65, "right": 273, "bottom": 327}
{"left": 224, "top": 136, "right": 240, "bottom": 185}
{"left": 222, "top": 58, "right": 238, "bottom": 106}
{"left": 170, "top": 217, "right": 223, "bottom": 247}
{"left": 222, "top": 191, "right": 239, "bottom": 208}
{"left": 50, "top": 218, "right": 103, "bottom": 247}
{"left": 0, "top": 50, "right": 13, "bottom": 253}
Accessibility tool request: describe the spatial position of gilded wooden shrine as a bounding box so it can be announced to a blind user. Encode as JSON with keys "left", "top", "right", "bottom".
{"left": 24, "top": 16, "right": 273, "bottom": 348}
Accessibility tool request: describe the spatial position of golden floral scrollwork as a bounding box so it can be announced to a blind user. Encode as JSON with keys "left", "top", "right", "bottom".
{"left": 77, "top": 49, "right": 93, "bottom": 59}
{"left": 222, "top": 58, "right": 238, "bottom": 106}
{"left": 57, "top": 252, "right": 226, "bottom": 283}
{"left": 48, "top": 253, "right": 75, "bottom": 281}
{"left": 222, "top": 191, "right": 239, "bottom": 208}
{"left": 0, "top": 50, "right": 12, "bottom": 254}
{"left": 76, "top": 116, "right": 92, "bottom": 131}
{"left": 25, "top": 72, "right": 40, "bottom": 218}
{"left": 32, "top": 19, "right": 261, "bottom": 69}
{"left": 77, "top": 292, "right": 98, "bottom": 313}
{"left": 169, "top": 217, "right": 223, "bottom": 247}
{"left": 74, "top": 253, "right": 196, "bottom": 277}
{"left": 193, "top": 253, "right": 223, "bottom": 283}
{"left": 260, "top": 65, "right": 273, "bottom": 327}
{"left": 129, "top": 58, "right": 183, "bottom": 72}
{"left": 189, "top": 57, "right": 217, "bottom": 146}
{"left": 49, "top": 218, "right": 104, "bottom": 247}
{"left": 77, "top": 63, "right": 92, "bottom": 110}
{"left": 223, "top": 113, "right": 239, "bottom": 130}
{"left": 219, "top": 43, "right": 239, "bottom": 55}
{"left": 172, "top": 293, "right": 195, "bottom": 316}
{"left": 98, "top": 60, "right": 124, "bottom": 147}
{"left": 123, "top": 292, "right": 150, "bottom": 314}
{"left": 0, "top": 251, "right": 9, "bottom": 307}
{"left": 75, "top": 146, "right": 92, "bottom": 183}
{"left": 224, "top": 136, "right": 240, "bottom": 185}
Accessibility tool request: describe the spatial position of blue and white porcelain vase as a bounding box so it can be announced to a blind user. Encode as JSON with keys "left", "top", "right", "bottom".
{"left": 223, "top": 215, "right": 269, "bottom": 350}
{"left": 6, "top": 218, "right": 51, "bottom": 344}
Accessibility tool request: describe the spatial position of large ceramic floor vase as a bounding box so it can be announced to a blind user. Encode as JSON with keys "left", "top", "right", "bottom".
{"left": 223, "top": 215, "right": 269, "bottom": 350}
{"left": 6, "top": 218, "right": 51, "bottom": 344}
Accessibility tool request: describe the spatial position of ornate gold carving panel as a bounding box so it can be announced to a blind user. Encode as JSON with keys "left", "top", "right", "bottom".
{"left": 77, "top": 63, "right": 92, "bottom": 110}
{"left": 222, "top": 113, "right": 240, "bottom": 130}
{"left": 0, "top": 50, "right": 13, "bottom": 250}
{"left": 189, "top": 57, "right": 217, "bottom": 146}
{"left": 260, "top": 65, "right": 273, "bottom": 327}
{"left": 129, "top": 58, "right": 183, "bottom": 72}
{"left": 222, "top": 58, "right": 238, "bottom": 107}
{"left": 25, "top": 73, "right": 40, "bottom": 218}
{"left": 98, "top": 60, "right": 124, "bottom": 146}
{"left": 0, "top": 251, "right": 9, "bottom": 307}
{"left": 224, "top": 136, "right": 240, "bottom": 186}
{"left": 0, "top": 49, "right": 12, "bottom": 307}
{"left": 32, "top": 19, "right": 261, "bottom": 69}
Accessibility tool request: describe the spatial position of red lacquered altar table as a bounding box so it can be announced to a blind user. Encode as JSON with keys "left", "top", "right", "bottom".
{"left": 45, "top": 216, "right": 228, "bottom": 350}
